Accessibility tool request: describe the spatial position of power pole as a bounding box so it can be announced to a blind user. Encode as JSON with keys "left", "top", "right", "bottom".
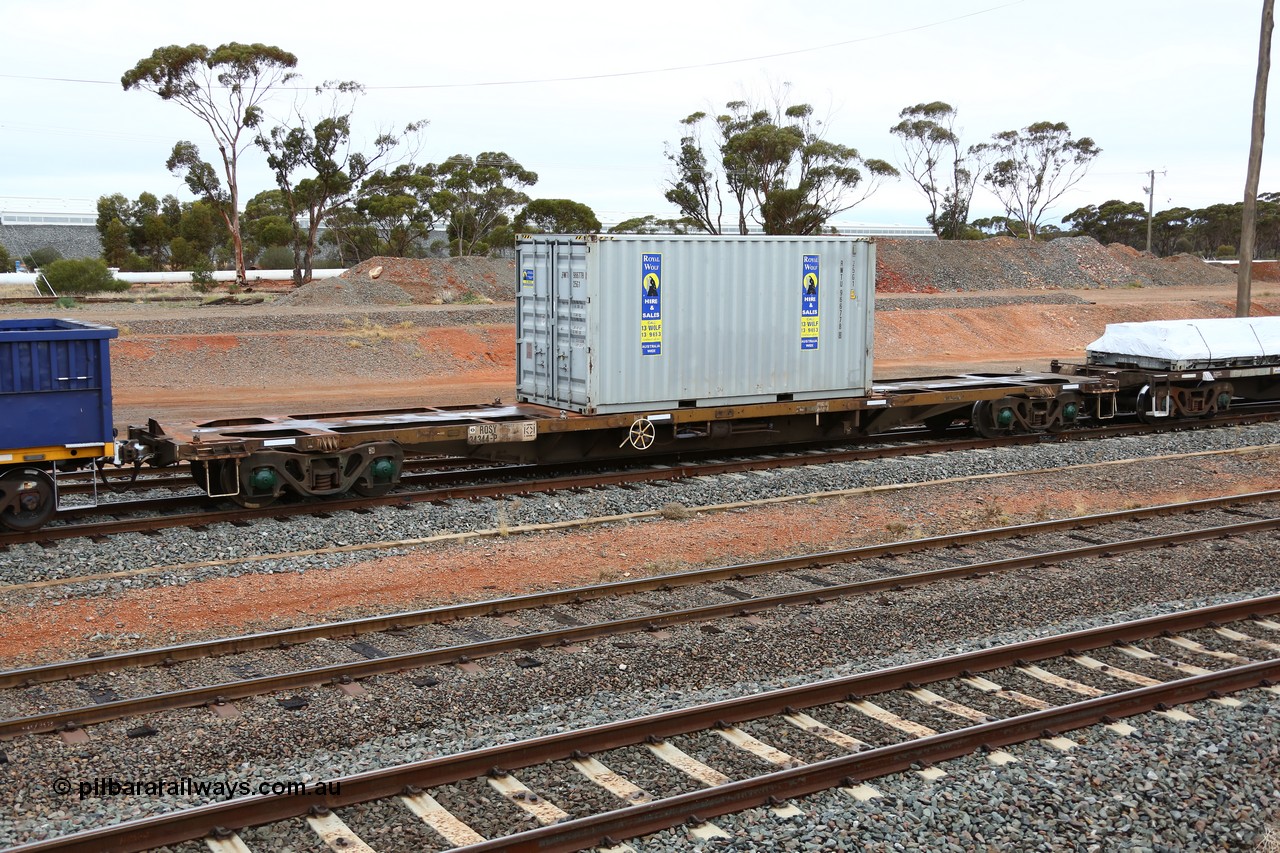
{"left": 1142, "top": 169, "right": 1165, "bottom": 253}
{"left": 1239, "top": 0, "right": 1274, "bottom": 318}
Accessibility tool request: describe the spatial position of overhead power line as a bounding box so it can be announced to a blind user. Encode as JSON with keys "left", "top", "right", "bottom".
{"left": 0, "top": 1, "right": 1027, "bottom": 91}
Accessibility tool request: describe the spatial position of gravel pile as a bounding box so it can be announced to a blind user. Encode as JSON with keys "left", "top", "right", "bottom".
{"left": 273, "top": 278, "right": 415, "bottom": 307}
{"left": 333, "top": 257, "right": 515, "bottom": 305}
{"left": 876, "top": 236, "right": 1235, "bottom": 293}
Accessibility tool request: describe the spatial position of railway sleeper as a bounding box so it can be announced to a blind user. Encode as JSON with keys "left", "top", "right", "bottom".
{"left": 196, "top": 441, "right": 405, "bottom": 509}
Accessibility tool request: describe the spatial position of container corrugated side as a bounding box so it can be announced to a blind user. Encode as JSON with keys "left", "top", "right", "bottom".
{"left": 516, "top": 235, "right": 874, "bottom": 414}
{"left": 0, "top": 318, "right": 117, "bottom": 449}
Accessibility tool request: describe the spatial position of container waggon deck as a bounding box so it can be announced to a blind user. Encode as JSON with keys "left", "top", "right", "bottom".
{"left": 123, "top": 370, "right": 1117, "bottom": 509}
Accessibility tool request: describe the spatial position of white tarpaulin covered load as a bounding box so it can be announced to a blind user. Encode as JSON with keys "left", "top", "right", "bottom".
{"left": 1087, "top": 317, "right": 1280, "bottom": 370}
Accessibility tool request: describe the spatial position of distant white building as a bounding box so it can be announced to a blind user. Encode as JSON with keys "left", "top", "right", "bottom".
{"left": 599, "top": 218, "right": 936, "bottom": 239}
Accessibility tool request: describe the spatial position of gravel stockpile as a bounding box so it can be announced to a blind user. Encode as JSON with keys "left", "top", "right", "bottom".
{"left": 273, "top": 278, "right": 415, "bottom": 306}
{"left": 336, "top": 257, "right": 514, "bottom": 305}
{"left": 876, "top": 236, "right": 1235, "bottom": 293}
{"left": 6, "top": 422, "right": 1280, "bottom": 598}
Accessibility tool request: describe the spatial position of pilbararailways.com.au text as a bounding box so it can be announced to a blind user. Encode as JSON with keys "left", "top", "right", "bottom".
{"left": 52, "top": 776, "right": 341, "bottom": 801}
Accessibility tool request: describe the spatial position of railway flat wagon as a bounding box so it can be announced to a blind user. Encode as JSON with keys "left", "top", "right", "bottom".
{"left": 1053, "top": 317, "right": 1280, "bottom": 419}
{"left": 0, "top": 318, "right": 118, "bottom": 530}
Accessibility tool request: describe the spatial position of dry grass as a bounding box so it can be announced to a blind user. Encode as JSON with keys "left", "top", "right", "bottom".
{"left": 341, "top": 318, "right": 416, "bottom": 347}
{"left": 1258, "top": 825, "right": 1280, "bottom": 852}
{"left": 659, "top": 502, "right": 695, "bottom": 520}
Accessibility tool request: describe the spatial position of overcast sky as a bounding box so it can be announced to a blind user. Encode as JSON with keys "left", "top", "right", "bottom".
{"left": 0, "top": 0, "right": 1272, "bottom": 229}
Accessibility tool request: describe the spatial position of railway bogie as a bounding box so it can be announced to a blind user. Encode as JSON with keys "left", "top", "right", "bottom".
{"left": 187, "top": 441, "right": 405, "bottom": 509}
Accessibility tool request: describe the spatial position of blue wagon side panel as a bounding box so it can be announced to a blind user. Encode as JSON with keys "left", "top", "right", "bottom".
{"left": 0, "top": 318, "right": 117, "bottom": 452}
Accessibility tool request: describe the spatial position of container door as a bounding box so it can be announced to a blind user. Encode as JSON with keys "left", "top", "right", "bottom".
{"left": 555, "top": 240, "right": 590, "bottom": 408}
{"left": 516, "top": 238, "right": 590, "bottom": 408}
{"left": 517, "top": 240, "right": 553, "bottom": 401}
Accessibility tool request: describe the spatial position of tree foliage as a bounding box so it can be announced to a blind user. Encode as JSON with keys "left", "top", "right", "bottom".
{"left": 607, "top": 215, "right": 694, "bottom": 234}
{"left": 982, "top": 121, "right": 1101, "bottom": 240}
{"left": 665, "top": 97, "right": 898, "bottom": 235}
{"left": 1062, "top": 199, "right": 1147, "bottom": 247}
{"left": 351, "top": 163, "right": 442, "bottom": 259}
{"left": 257, "top": 80, "right": 425, "bottom": 283}
{"left": 889, "top": 102, "right": 987, "bottom": 240}
{"left": 514, "top": 199, "right": 601, "bottom": 233}
{"left": 435, "top": 153, "right": 537, "bottom": 256}
{"left": 122, "top": 42, "right": 299, "bottom": 282}
{"left": 95, "top": 192, "right": 181, "bottom": 270}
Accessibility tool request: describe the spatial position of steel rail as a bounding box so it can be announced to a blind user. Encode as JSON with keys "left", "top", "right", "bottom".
{"left": 4, "top": 512, "right": 1277, "bottom": 738}
{"left": 3, "top": 489, "right": 1276, "bottom": 689}
{"left": 459, "top": 660, "right": 1280, "bottom": 853}
{"left": 6, "top": 406, "right": 1278, "bottom": 546}
{"left": 7, "top": 594, "right": 1278, "bottom": 853}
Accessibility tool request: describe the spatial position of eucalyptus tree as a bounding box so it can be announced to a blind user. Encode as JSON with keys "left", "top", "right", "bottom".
{"left": 257, "top": 80, "right": 426, "bottom": 283}
{"left": 982, "top": 121, "right": 1100, "bottom": 240}
{"left": 513, "top": 199, "right": 601, "bottom": 233}
{"left": 122, "top": 42, "right": 299, "bottom": 282}
{"left": 890, "top": 102, "right": 988, "bottom": 239}
{"left": 434, "top": 153, "right": 538, "bottom": 256}
{"left": 665, "top": 97, "right": 897, "bottom": 235}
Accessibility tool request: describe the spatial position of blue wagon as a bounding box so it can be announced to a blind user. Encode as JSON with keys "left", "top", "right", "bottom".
{"left": 0, "top": 318, "right": 117, "bottom": 530}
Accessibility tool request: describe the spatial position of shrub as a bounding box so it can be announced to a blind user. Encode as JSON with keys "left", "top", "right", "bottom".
{"left": 42, "top": 258, "right": 128, "bottom": 294}
{"left": 23, "top": 246, "right": 62, "bottom": 270}
{"left": 1216, "top": 245, "right": 1237, "bottom": 258}
{"left": 121, "top": 252, "right": 153, "bottom": 272}
{"left": 256, "top": 245, "right": 295, "bottom": 270}
{"left": 190, "top": 256, "right": 217, "bottom": 293}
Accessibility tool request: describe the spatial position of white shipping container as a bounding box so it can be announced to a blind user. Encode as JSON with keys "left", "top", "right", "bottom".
{"left": 515, "top": 234, "right": 876, "bottom": 414}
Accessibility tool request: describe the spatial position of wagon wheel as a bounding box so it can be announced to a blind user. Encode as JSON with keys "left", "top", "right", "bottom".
{"left": 353, "top": 455, "right": 399, "bottom": 497}
{"left": 622, "top": 418, "right": 657, "bottom": 451}
{"left": 96, "top": 457, "right": 141, "bottom": 493}
{"left": 969, "top": 401, "right": 1005, "bottom": 439}
{"left": 0, "top": 468, "right": 57, "bottom": 531}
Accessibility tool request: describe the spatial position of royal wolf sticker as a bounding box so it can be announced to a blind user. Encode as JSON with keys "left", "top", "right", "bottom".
{"left": 521, "top": 268, "right": 534, "bottom": 290}
{"left": 801, "top": 254, "right": 820, "bottom": 350}
{"left": 641, "top": 253, "right": 662, "bottom": 356}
